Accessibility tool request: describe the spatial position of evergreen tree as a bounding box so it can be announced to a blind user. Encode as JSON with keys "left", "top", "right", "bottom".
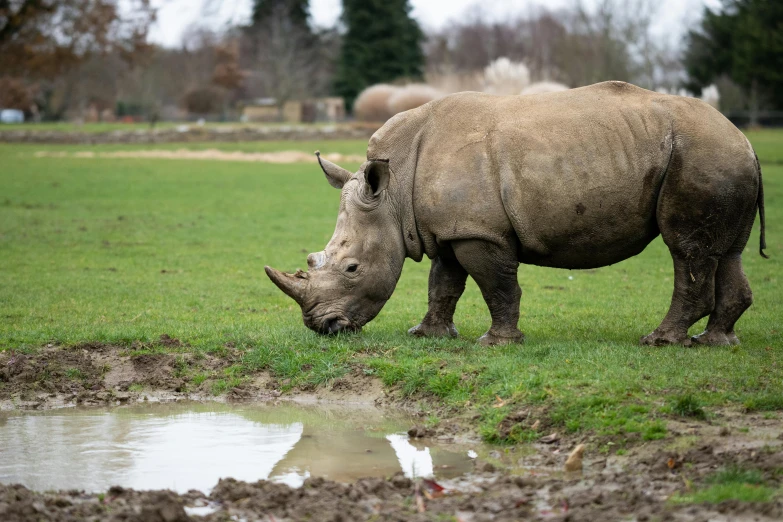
{"left": 684, "top": 0, "right": 783, "bottom": 117}
{"left": 251, "top": 0, "right": 311, "bottom": 34}
{"left": 335, "top": 0, "right": 424, "bottom": 110}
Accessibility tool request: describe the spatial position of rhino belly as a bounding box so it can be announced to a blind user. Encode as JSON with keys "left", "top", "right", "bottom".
{"left": 502, "top": 166, "right": 664, "bottom": 270}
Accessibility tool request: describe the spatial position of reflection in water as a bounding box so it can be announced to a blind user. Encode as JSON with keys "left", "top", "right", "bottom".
{"left": 0, "top": 402, "right": 474, "bottom": 493}
{"left": 387, "top": 434, "right": 433, "bottom": 478}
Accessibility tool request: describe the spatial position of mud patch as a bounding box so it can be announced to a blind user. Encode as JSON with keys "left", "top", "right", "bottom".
{"left": 0, "top": 343, "right": 272, "bottom": 409}
{"left": 0, "top": 342, "right": 390, "bottom": 410}
{"left": 33, "top": 149, "right": 366, "bottom": 164}
{"left": 2, "top": 445, "right": 783, "bottom": 522}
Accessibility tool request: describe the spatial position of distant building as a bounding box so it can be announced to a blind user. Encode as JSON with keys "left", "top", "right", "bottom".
{"left": 0, "top": 109, "right": 24, "bottom": 123}
{"left": 242, "top": 97, "right": 345, "bottom": 123}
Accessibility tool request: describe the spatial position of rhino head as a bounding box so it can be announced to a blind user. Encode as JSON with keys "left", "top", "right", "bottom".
{"left": 265, "top": 153, "right": 406, "bottom": 335}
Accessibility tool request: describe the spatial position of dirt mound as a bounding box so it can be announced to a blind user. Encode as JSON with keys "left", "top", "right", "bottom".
{"left": 3, "top": 450, "right": 782, "bottom": 522}
{"left": 0, "top": 341, "right": 271, "bottom": 408}
{"left": 0, "top": 349, "right": 103, "bottom": 398}
{"left": 0, "top": 341, "right": 393, "bottom": 410}
{"left": 0, "top": 483, "right": 190, "bottom": 522}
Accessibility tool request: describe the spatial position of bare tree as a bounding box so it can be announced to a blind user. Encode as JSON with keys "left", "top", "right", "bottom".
{"left": 245, "top": 5, "right": 322, "bottom": 120}
{"left": 425, "top": 0, "right": 678, "bottom": 91}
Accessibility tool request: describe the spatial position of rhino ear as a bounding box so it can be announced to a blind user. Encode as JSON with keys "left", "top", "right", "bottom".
{"left": 363, "top": 160, "right": 390, "bottom": 196}
{"left": 316, "top": 151, "right": 352, "bottom": 189}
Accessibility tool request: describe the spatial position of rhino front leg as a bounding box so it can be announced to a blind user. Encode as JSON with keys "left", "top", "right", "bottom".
{"left": 452, "top": 239, "right": 524, "bottom": 346}
{"left": 409, "top": 252, "right": 468, "bottom": 338}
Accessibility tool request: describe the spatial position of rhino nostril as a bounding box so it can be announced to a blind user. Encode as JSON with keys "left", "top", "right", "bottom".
{"left": 324, "top": 317, "right": 341, "bottom": 335}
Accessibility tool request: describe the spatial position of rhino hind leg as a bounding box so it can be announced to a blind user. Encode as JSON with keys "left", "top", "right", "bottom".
{"left": 409, "top": 254, "right": 468, "bottom": 338}
{"left": 691, "top": 254, "right": 753, "bottom": 346}
{"left": 641, "top": 255, "right": 719, "bottom": 347}
{"left": 451, "top": 239, "right": 524, "bottom": 346}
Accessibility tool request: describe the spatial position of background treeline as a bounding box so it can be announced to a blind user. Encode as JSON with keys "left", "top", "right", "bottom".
{"left": 0, "top": 0, "right": 780, "bottom": 122}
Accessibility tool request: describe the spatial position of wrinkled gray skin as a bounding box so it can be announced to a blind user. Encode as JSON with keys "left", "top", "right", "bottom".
{"left": 266, "top": 81, "right": 768, "bottom": 346}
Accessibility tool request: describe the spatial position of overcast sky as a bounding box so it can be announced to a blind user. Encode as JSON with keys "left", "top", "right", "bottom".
{"left": 148, "top": 0, "right": 719, "bottom": 49}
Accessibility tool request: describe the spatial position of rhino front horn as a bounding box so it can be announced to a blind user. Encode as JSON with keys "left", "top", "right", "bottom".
{"left": 265, "top": 266, "right": 308, "bottom": 305}
{"left": 315, "top": 151, "right": 352, "bottom": 189}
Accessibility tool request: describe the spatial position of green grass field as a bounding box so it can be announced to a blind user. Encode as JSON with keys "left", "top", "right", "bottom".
{"left": 1, "top": 131, "right": 781, "bottom": 444}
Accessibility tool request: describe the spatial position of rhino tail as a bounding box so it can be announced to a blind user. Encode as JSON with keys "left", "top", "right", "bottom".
{"left": 756, "top": 153, "right": 769, "bottom": 259}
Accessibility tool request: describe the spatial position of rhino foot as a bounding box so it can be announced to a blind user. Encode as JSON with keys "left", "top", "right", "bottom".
{"left": 408, "top": 321, "right": 459, "bottom": 338}
{"left": 478, "top": 330, "right": 525, "bottom": 346}
{"left": 691, "top": 330, "right": 735, "bottom": 346}
{"left": 640, "top": 331, "right": 692, "bottom": 347}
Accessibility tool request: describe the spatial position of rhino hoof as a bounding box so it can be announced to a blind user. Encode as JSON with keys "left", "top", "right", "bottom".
{"left": 691, "top": 331, "right": 733, "bottom": 346}
{"left": 478, "top": 330, "right": 524, "bottom": 346}
{"left": 408, "top": 322, "right": 458, "bottom": 338}
{"left": 639, "top": 331, "right": 692, "bottom": 347}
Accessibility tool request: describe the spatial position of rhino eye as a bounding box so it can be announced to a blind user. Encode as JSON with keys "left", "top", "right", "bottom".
{"left": 346, "top": 264, "right": 358, "bottom": 273}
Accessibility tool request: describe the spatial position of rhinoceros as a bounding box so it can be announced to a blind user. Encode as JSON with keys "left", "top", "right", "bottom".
{"left": 266, "top": 81, "right": 767, "bottom": 346}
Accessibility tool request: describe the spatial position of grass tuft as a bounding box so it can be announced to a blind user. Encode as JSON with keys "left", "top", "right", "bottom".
{"left": 65, "top": 368, "right": 85, "bottom": 380}
{"left": 671, "top": 465, "right": 777, "bottom": 505}
{"left": 707, "top": 465, "right": 764, "bottom": 486}
{"left": 671, "top": 484, "right": 778, "bottom": 504}
{"left": 744, "top": 394, "right": 783, "bottom": 412}
{"left": 672, "top": 394, "right": 706, "bottom": 419}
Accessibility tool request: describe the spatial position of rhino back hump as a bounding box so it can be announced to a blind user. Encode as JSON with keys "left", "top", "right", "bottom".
{"left": 412, "top": 83, "right": 672, "bottom": 266}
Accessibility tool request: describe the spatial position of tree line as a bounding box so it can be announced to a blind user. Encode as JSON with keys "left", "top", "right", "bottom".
{"left": 0, "top": 0, "right": 780, "bottom": 121}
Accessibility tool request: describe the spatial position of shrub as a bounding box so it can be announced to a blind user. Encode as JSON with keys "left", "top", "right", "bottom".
{"left": 483, "top": 57, "right": 530, "bottom": 95}
{"left": 520, "top": 82, "right": 570, "bottom": 95}
{"left": 182, "top": 86, "right": 226, "bottom": 115}
{"left": 386, "top": 84, "right": 443, "bottom": 115}
{"left": 353, "top": 84, "right": 400, "bottom": 122}
{"left": 0, "top": 77, "right": 33, "bottom": 110}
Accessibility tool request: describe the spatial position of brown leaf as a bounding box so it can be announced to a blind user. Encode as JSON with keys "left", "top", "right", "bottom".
{"left": 492, "top": 395, "right": 507, "bottom": 408}
{"left": 531, "top": 420, "right": 540, "bottom": 430}
{"left": 539, "top": 432, "right": 560, "bottom": 444}
{"left": 422, "top": 478, "right": 445, "bottom": 492}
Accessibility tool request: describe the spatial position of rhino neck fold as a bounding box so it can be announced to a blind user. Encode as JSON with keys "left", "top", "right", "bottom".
{"left": 399, "top": 183, "right": 424, "bottom": 262}
{"left": 367, "top": 105, "right": 429, "bottom": 263}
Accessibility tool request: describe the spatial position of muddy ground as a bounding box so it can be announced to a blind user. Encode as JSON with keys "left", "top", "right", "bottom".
{"left": 1, "top": 344, "right": 782, "bottom": 521}
{"left": 0, "top": 340, "right": 387, "bottom": 409}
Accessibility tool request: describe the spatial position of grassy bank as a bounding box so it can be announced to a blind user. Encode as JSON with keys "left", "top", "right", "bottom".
{"left": 1, "top": 132, "right": 781, "bottom": 445}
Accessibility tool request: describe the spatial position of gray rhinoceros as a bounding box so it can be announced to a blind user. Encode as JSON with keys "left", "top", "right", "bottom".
{"left": 266, "top": 81, "right": 767, "bottom": 346}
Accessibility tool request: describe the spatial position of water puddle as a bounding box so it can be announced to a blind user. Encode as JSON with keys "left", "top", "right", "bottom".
{"left": 0, "top": 402, "right": 476, "bottom": 493}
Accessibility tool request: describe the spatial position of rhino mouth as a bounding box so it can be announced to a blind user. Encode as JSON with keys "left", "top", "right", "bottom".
{"left": 312, "top": 316, "right": 361, "bottom": 335}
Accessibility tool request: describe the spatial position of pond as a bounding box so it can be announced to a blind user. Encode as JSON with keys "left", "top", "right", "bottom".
{"left": 0, "top": 402, "right": 477, "bottom": 493}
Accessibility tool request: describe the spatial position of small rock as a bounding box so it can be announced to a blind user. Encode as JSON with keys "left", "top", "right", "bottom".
{"left": 476, "top": 460, "right": 496, "bottom": 473}
{"left": 407, "top": 426, "right": 433, "bottom": 438}
{"left": 391, "top": 473, "right": 412, "bottom": 489}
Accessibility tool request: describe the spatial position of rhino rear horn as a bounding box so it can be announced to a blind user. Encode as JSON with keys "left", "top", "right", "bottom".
{"left": 315, "top": 151, "right": 352, "bottom": 189}
{"left": 265, "top": 266, "right": 308, "bottom": 305}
